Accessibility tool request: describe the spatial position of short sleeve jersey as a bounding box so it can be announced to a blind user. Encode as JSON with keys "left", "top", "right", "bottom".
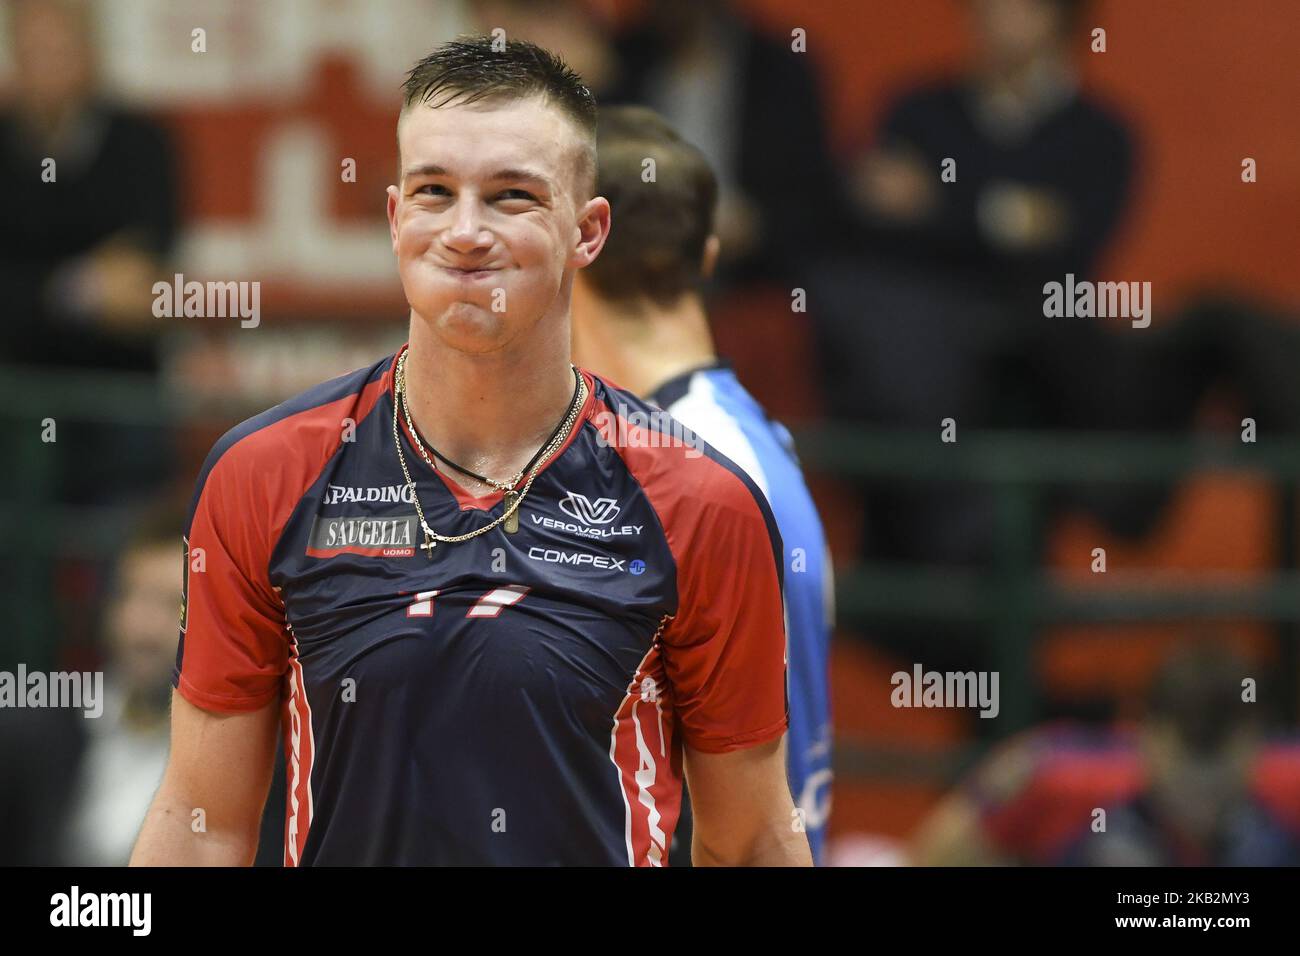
{"left": 173, "top": 345, "right": 788, "bottom": 866}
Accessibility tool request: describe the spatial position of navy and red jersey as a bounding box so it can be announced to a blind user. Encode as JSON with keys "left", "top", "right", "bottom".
{"left": 173, "top": 344, "right": 789, "bottom": 866}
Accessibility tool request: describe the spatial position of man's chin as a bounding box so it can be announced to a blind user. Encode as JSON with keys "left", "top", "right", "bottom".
{"left": 414, "top": 302, "right": 512, "bottom": 354}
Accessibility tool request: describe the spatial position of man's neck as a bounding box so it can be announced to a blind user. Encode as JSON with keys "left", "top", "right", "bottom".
{"left": 16, "top": 98, "right": 87, "bottom": 154}
{"left": 580, "top": 293, "right": 717, "bottom": 400}
{"left": 978, "top": 49, "right": 1074, "bottom": 106}
{"left": 972, "top": 51, "right": 1076, "bottom": 143}
{"left": 402, "top": 313, "right": 579, "bottom": 490}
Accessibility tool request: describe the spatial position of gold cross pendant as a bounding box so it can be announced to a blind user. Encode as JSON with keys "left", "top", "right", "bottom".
{"left": 421, "top": 531, "right": 437, "bottom": 557}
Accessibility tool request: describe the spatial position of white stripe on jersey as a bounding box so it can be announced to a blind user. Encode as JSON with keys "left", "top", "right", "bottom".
{"left": 662, "top": 373, "right": 772, "bottom": 502}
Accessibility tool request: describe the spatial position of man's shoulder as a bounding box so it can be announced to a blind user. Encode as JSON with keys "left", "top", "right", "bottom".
{"left": 194, "top": 353, "right": 394, "bottom": 497}
{"left": 587, "top": 372, "right": 779, "bottom": 535}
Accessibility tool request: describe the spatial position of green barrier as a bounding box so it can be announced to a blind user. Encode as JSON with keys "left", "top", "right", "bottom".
{"left": 793, "top": 423, "right": 1300, "bottom": 732}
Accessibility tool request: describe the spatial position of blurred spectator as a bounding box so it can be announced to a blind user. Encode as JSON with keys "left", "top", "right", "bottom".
{"left": 911, "top": 641, "right": 1300, "bottom": 865}
{"left": 804, "top": 0, "right": 1139, "bottom": 673}
{"left": 0, "top": 510, "right": 176, "bottom": 865}
{"left": 0, "top": 504, "right": 287, "bottom": 865}
{"left": 597, "top": 0, "right": 847, "bottom": 285}
{"left": 811, "top": 0, "right": 1137, "bottom": 563}
{"left": 810, "top": 0, "right": 1300, "bottom": 605}
{"left": 0, "top": 0, "right": 179, "bottom": 501}
{"left": 0, "top": 0, "right": 182, "bottom": 668}
{"left": 846, "top": 0, "right": 1131, "bottom": 296}
{"left": 0, "top": 0, "right": 177, "bottom": 372}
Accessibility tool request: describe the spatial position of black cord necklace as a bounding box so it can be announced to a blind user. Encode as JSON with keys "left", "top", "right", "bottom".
{"left": 404, "top": 365, "right": 584, "bottom": 491}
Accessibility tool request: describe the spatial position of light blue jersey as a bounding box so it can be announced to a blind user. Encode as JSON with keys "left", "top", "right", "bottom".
{"left": 652, "top": 361, "right": 834, "bottom": 863}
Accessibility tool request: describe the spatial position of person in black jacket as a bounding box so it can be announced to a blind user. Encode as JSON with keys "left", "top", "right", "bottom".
{"left": 0, "top": 0, "right": 182, "bottom": 667}
{"left": 0, "top": 0, "right": 179, "bottom": 376}
{"left": 804, "top": 0, "right": 1139, "bottom": 674}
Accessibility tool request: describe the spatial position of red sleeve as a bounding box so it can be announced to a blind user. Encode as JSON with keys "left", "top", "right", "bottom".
{"left": 659, "top": 465, "right": 789, "bottom": 754}
{"left": 591, "top": 389, "right": 789, "bottom": 753}
{"left": 174, "top": 436, "right": 292, "bottom": 714}
{"left": 173, "top": 360, "right": 393, "bottom": 714}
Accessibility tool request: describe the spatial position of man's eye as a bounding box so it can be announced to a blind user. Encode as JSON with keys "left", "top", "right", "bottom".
{"left": 416, "top": 184, "right": 450, "bottom": 197}
{"left": 497, "top": 189, "right": 536, "bottom": 202}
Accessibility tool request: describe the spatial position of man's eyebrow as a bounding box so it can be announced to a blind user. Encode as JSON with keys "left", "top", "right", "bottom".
{"left": 487, "top": 168, "right": 554, "bottom": 191}
{"left": 402, "top": 163, "right": 554, "bottom": 191}
{"left": 403, "top": 163, "right": 450, "bottom": 179}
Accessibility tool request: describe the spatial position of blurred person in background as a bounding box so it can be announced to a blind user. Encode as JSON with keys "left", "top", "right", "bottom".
{"left": 810, "top": 0, "right": 1300, "bottom": 680}
{"left": 807, "top": 0, "right": 1137, "bottom": 675}
{"left": 596, "top": 0, "right": 848, "bottom": 286}
{"left": 846, "top": 0, "right": 1130, "bottom": 298}
{"left": 815, "top": 0, "right": 1137, "bottom": 559}
{"left": 912, "top": 640, "right": 1300, "bottom": 865}
{"left": 0, "top": 0, "right": 179, "bottom": 501}
{"left": 0, "top": 511, "right": 175, "bottom": 865}
{"left": 0, "top": 506, "right": 287, "bottom": 865}
{"left": 571, "top": 105, "right": 834, "bottom": 864}
{"left": 0, "top": 0, "right": 181, "bottom": 678}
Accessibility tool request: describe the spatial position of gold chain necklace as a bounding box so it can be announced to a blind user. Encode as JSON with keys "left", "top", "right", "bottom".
{"left": 391, "top": 350, "right": 588, "bottom": 556}
{"left": 399, "top": 351, "right": 583, "bottom": 498}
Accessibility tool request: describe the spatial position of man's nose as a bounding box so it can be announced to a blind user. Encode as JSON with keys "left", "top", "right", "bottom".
{"left": 442, "top": 197, "right": 491, "bottom": 252}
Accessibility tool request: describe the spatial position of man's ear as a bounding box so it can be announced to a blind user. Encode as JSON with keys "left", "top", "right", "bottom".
{"left": 386, "top": 185, "right": 400, "bottom": 253}
{"left": 701, "top": 234, "right": 721, "bottom": 281}
{"left": 571, "top": 195, "right": 611, "bottom": 269}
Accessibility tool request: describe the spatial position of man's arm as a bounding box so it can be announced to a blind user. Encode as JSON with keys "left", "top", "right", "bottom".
{"left": 130, "top": 691, "right": 279, "bottom": 866}
{"left": 685, "top": 736, "right": 812, "bottom": 867}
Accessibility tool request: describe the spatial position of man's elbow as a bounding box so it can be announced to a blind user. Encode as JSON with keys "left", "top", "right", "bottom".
{"left": 693, "top": 815, "right": 813, "bottom": 867}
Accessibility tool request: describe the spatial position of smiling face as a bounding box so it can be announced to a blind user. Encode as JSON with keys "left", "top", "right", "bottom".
{"left": 387, "top": 95, "right": 608, "bottom": 356}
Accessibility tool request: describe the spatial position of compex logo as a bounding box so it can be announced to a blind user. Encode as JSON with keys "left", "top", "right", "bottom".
{"left": 559, "top": 490, "right": 621, "bottom": 525}
{"left": 527, "top": 546, "right": 626, "bottom": 572}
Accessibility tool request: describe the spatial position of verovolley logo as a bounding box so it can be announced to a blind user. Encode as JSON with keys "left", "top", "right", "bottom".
{"left": 529, "top": 515, "right": 643, "bottom": 539}
{"left": 559, "top": 490, "right": 621, "bottom": 525}
{"left": 0, "top": 666, "right": 103, "bottom": 718}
